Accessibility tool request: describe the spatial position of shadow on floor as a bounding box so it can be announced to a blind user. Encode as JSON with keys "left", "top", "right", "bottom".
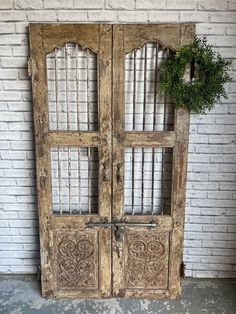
{"left": 0, "top": 275, "right": 236, "bottom": 314}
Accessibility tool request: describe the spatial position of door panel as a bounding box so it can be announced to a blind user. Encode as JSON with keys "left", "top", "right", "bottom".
{"left": 30, "top": 23, "right": 194, "bottom": 299}
{"left": 112, "top": 24, "right": 194, "bottom": 298}
{"left": 124, "top": 230, "right": 169, "bottom": 289}
{"left": 30, "top": 24, "right": 112, "bottom": 298}
{"left": 54, "top": 230, "right": 99, "bottom": 289}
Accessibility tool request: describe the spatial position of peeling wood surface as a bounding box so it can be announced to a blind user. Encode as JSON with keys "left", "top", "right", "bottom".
{"left": 111, "top": 24, "right": 194, "bottom": 299}
{"left": 123, "top": 131, "right": 176, "bottom": 147}
{"left": 30, "top": 23, "right": 112, "bottom": 299}
{"left": 30, "top": 23, "right": 194, "bottom": 299}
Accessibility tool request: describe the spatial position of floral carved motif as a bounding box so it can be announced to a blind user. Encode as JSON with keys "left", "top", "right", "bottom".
{"left": 125, "top": 232, "right": 169, "bottom": 289}
{"left": 55, "top": 232, "right": 98, "bottom": 289}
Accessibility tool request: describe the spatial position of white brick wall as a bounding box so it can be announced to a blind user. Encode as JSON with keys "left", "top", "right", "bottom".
{"left": 0, "top": 0, "right": 235, "bottom": 278}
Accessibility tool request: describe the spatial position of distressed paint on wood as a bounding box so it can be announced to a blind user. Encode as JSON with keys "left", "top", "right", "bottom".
{"left": 112, "top": 23, "right": 194, "bottom": 299}
{"left": 29, "top": 24, "right": 54, "bottom": 298}
{"left": 29, "top": 23, "right": 112, "bottom": 298}
{"left": 30, "top": 23, "right": 194, "bottom": 299}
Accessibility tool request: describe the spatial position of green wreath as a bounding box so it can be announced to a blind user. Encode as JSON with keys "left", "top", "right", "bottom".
{"left": 159, "top": 37, "right": 232, "bottom": 114}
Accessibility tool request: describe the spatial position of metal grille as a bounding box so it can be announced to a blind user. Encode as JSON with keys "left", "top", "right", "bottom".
{"left": 124, "top": 147, "right": 173, "bottom": 215}
{"left": 50, "top": 146, "right": 99, "bottom": 214}
{"left": 124, "top": 43, "right": 174, "bottom": 215}
{"left": 47, "top": 43, "right": 98, "bottom": 131}
{"left": 125, "top": 43, "right": 174, "bottom": 131}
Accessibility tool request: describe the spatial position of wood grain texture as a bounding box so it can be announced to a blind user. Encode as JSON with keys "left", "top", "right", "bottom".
{"left": 124, "top": 131, "right": 176, "bottom": 147}
{"left": 29, "top": 24, "right": 54, "bottom": 298}
{"left": 30, "top": 23, "right": 112, "bottom": 299}
{"left": 112, "top": 25, "right": 125, "bottom": 296}
{"left": 123, "top": 24, "right": 194, "bottom": 53}
{"left": 124, "top": 231, "right": 169, "bottom": 289}
{"left": 54, "top": 230, "right": 98, "bottom": 289}
{"left": 42, "top": 24, "right": 100, "bottom": 54}
{"left": 168, "top": 24, "right": 195, "bottom": 299}
{"left": 111, "top": 24, "right": 194, "bottom": 299}
{"left": 168, "top": 108, "right": 191, "bottom": 298}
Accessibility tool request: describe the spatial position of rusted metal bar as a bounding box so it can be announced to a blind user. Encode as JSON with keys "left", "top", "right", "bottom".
{"left": 131, "top": 49, "right": 137, "bottom": 215}
{"left": 86, "top": 222, "right": 157, "bottom": 228}
{"left": 86, "top": 48, "right": 91, "bottom": 214}
{"left": 151, "top": 43, "right": 159, "bottom": 215}
{"left": 76, "top": 44, "right": 82, "bottom": 214}
{"left": 65, "top": 44, "right": 72, "bottom": 213}
{"left": 141, "top": 44, "right": 147, "bottom": 215}
{"left": 54, "top": 49, "right": 63, "bottom": 214}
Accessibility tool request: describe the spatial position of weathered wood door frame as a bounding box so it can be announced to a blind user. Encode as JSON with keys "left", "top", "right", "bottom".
{"left": 112, "top": 24, "right": 194, "bottom": 299}
{"left": 29, "top": 23, "right": 195, "bottom": 299}
{"left": 29, "top": 24, "right": 113, "bottom": 298}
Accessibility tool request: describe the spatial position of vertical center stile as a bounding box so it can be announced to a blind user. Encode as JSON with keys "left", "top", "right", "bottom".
{"left": 160, "top": 48, "right": 169, "bottom": 215}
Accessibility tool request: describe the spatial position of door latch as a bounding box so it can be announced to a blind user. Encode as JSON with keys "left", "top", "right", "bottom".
{"left": 86, "top": 221, "right": 157, "bottom": 243}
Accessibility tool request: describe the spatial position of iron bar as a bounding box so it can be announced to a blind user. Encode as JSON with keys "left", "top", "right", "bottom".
{"left": 151, "top": 43, "right": 159, "bottom": 215}
{"left": 76, "top": 44, "right": 82, "bottom": 214}
{"left": 86, "top": 48, "right": 91, "bottom": 214}
{"left": 141, "top": 44, "right": 147, "bottom": 215}
{"left": 131, "top": 49, "right": 137, "bottom": 215}
{"left": 65, "top": 44, "right": 72, "bottom": 213}
{"left": 86, "top": 222, "right": 157, "bottom": 228}
{"left": 54, "top": 49, "right": 63, "bottom": 214}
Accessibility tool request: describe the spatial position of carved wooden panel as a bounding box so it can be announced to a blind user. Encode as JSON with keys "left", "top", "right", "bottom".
{"left": 54, "top": 231, "right": 98, "bottom": 289}
{"left": 124, "top": 231, "right": 169, "bottom": 289}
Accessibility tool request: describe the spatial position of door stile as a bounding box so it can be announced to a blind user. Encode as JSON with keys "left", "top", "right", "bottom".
{"left": 168, "top": 24, "right": 195, "bottom": 298}
{"left": 112, "top": 25, "right": 125, "bottom": 296}
{"left": 96, "top": 24, "right": 113, "bottom": 297}
{"left": 168, "top": 108, "right": 190, "bottom": 298}
{"left": 29, "top": 24, "right": 54, "bottom": 297}
{"left": 98, "top": 24, "right": 112, "bottom": 222}
{"left": 112, "top": 25, "right": 125, "bottom": 222}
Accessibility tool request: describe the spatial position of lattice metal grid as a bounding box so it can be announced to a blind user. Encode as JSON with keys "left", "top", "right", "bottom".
{"left": 47, "top": 43, "right": 98, "bottom": 131}
{"left": 50, "top": 146, "right": 99, "bottom": 214}
{"left": 46, "top": 42, "right": 174, "bottom": 216}
{"left": 125, "top": 43, "right": 174, "bottom": 132}
{"left": 124, "top": 43, "right": 174, "bottom": 215}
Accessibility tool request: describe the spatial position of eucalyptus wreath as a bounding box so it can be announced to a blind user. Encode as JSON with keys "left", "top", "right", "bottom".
{"left": 159, "top": 36, "right": 232, "bottom": 114}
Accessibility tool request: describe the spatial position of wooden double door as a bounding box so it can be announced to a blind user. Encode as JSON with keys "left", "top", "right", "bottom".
{"left": 29, "top": 23, "right": 194, "bottom": 299}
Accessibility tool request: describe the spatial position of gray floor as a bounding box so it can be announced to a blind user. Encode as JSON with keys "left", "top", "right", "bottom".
{"left": 0, "top": 276, "right": 235, "bottom": 314}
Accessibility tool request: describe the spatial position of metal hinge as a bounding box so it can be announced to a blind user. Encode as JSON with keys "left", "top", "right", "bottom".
{"left": 27, "top": 57, "right": 32, "bottom": 77}
{"left": 180, "top": 261, "right": 186, "bottom": 278}
{"left": 37, "top": 265, "right": 41, "bottom": 281}
{"left": 28, "top": 57, "right": 36, "bottom": 78}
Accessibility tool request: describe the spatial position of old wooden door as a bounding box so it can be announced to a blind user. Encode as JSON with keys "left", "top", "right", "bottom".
{"left": 29, "top": 23, "right": 194, "bottom": 299}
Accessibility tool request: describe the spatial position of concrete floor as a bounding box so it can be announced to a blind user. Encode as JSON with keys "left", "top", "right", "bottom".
{"left": 0, "top": 276, "right": 235, "bottom": 314}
